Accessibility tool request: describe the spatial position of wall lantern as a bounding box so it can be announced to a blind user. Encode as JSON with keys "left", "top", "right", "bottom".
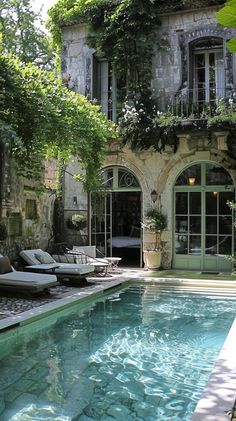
{"left": 188, "top": 177, "right": 196, "bottom": 186}
{"left": 151, "top": 190, "right": 158, "bottom": 203}
{"left": 73, "top": 196, "right": 78, "bottom": 207}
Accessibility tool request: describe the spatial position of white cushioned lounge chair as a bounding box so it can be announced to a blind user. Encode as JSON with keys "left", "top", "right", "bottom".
{"left": 56, "top": 245, "right": 110, "bottom": 276}
{"left": 19, "top": 249, "right": 94, "bottom": 283}
{"left": 0, "top": 254, "right": 58, "bottom": 294}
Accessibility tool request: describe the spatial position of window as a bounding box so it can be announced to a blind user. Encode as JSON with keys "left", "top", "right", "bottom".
{"left": 93, "top": 57, "right": 115, "bottom": 120}
{"left": 25, "top": 199, "right": 38, "bottom": 220}
{"left": 191, "top": 38, "right": 225, "bottom": 105}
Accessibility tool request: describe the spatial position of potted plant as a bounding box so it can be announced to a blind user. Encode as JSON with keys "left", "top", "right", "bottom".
{"left": 142, "top": 209, "right": 167, "bottom": 270}
{"left": 66, "top": 213, "right": 87, "bottom": 231}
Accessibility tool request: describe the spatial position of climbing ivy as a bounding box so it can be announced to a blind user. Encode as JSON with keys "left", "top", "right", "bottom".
{"left": 0, "top": 54, "right": 116, "bottom": 190}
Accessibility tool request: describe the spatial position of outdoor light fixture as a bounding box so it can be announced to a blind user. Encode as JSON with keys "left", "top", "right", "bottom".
{"left": 213, "top": 191, "right": 218, "bottom": 197}
{"left": 73, "top": 196, "right": 78, "bottom": 206}
{"left": 151, "top": 190, "right": 158, "bottom": 203}
{"left": 188, "top": 177, "right": 196, "bottom": 186}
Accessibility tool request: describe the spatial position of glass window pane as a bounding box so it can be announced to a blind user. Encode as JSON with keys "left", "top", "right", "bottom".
{"left": 205, "top": 236, "right": 217, "bottom": 254}
{"left": 219, "top": 216, "right": 232, "bottom": 234}
{"left": 176, "top": 216, "right": 188, "bottom": 233}
{"left": 206, "top": 164, "right": 233, "bottom": 185}
{"left": 175, "top": 234, "right": 188, "bottom": 254}
{"left": 189, "top": 236, "right": 201, "bottom": 255}
{"left": 175, "top": 164, "right": 201, "bottom": 186}
{"left": 118, "top": 169, "right": 140, "bottom": 188}
{"left": 219, "top": 192, "right": 234, "bottom": 214}
{"left": 101, "top": 169, "right": 113, "bottom": 188}
{"left": 206, "top": 192, "right": 217, "bottom": 214}
{"left": 197, "top": 68, "right": 205, "bottom": 83}
{"left": 190, "top": 192, "right": 201, "bottom": 214}
{"left": 219, "top": 236, "right": 232, "bottom": 254}
{"left": 209, "top": 52, "right": 215, "bottom": 67}
{"left": 175, "top": 193, "right": 188, "bottom": 214}
{"left": 206, "top": 216, "right": 217, "bottom": 234}
{"left": 190, "top": 216, "right": 201, "bottom": 233}
{"left": 195, "top": 53, "right": 205, "bottom": 67}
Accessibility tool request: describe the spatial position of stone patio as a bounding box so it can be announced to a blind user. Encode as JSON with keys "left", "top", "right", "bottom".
{"left": 0, "top": 267, "right": 143, "bottom": 320}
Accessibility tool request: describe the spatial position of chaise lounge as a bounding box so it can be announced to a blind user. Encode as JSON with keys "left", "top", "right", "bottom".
{"left": 57, "top": 245, "right": 110, "bottom": 276}
{"left": 0, "top": 255, "right": 58, "bottom": 295}
{"left": 19, "top": 249, "right": 95, "bottom": 283}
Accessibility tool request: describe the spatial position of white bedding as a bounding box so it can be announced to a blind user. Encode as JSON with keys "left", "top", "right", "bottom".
{"left": 108, "top": 236, "right": 140, "bottom": 248}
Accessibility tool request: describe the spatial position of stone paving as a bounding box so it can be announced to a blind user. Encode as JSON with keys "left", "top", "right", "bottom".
{"left": 0, "top": 268, "right": 141, "bottom": 321}
{"left": 0, "top": 285, "right": 78, "bottom": 320}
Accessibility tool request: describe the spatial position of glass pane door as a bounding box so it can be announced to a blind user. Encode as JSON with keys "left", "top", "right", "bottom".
{"left": 174, "top": 189, "right": 234, "bottom": 270}
{"left": 205, "top": 191, "right": 233, "bottom": 256}
{"left": 91, "top": 191, "right": 112, "bottom": 256}
{"left": 175, "top": 191, "right": 202, "bottom": 256}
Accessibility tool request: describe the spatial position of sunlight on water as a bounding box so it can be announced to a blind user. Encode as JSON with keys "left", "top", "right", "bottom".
{"left": 0, "top": 285, "right": 236, "bottom": 421}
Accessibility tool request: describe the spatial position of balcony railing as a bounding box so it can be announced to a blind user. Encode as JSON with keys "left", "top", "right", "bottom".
{"left": 156, "top": 86, "right": 232, "bottom": 119}
{"left": 92, "top": 85, "right": 235, "bottom": 122}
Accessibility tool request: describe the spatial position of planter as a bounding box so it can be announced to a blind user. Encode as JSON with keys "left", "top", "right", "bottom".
{"left": 143, "top": 250, "right": 162, "bottom": 270}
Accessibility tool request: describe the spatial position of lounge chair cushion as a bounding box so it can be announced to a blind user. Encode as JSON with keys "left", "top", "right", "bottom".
{"left": 20, "top": 249, "right": 95, "bottom": 278}
{"left": 0, "top": 271, "right": 58, "bottom": 292}
{"left": 34, "top": 252, "right": 55, "bottom": 264}
{"left": 20, "top": 249, "right": 56, "bottom": 265}
{"left": 0, "top": 256, "right": 13, "bottom": 274}
{"left": 24, "top": 263, "right": 94, "bottom": 276}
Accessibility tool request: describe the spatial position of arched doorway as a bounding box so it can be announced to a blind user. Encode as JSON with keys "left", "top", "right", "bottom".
{"left": 173, "top": 162, "right": 235, "bottom": 272}
{"left": 91, "top": 166, "right": 142, "bottom": 266}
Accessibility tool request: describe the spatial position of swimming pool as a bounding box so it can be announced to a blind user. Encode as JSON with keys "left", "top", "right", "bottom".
{"left": 0, "top": 284, "right": 236, "bottom": 421}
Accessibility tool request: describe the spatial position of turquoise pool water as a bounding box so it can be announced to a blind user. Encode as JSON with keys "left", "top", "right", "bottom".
{"left": 1, "top": 285, "right": 236, "bottom": 421}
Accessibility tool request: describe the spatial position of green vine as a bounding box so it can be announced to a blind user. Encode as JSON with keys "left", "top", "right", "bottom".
{"left": 0, "top": 54, "right": 116, "bottom": 190}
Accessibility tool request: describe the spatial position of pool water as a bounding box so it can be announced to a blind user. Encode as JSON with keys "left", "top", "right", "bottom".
{"left": 1, "top": 285, "right": 236, "bottom": 421}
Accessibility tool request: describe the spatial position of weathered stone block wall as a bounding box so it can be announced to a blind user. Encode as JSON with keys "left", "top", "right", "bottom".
{"left": 0, "top": 159, "right": 56, "bottom": 262}
{"left": 61, "top": 24, "right": 92, "bottom": 97}
{"left": 152, "top": 6, "right": 236, "bottom": 97}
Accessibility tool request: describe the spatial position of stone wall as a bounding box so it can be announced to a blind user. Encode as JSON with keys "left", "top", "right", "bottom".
{"left": 152, "top": 6, "right": 236, "bottom": 99}
{"left": 0, "top": 158, "right": 57, "bottom": 262}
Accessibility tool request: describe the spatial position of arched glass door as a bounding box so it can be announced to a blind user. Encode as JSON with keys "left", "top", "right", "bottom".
{"left": 91, "top": 166, "right": 142, "bottom": 266}
{"left": 173, "top": 162, "right": 235, "bottom": 272}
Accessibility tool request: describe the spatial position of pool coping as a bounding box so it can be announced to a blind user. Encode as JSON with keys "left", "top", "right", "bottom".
{"left": 1, "top": 275, "right": 236, "bottom": 421}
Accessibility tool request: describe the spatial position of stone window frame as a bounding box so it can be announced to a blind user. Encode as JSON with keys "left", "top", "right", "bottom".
{"left": 178, "top": 27, "right": 236, "bottom": 98}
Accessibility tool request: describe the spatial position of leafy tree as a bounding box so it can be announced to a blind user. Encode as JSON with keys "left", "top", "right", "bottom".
{"left": 216, "top": 0, "right": 236, "bottom": 52}
{"left": 0, "top": 54, "right": 116, "bottom": 190}
{"left": 0, "top": 0, "right": 54, "bottom": 68}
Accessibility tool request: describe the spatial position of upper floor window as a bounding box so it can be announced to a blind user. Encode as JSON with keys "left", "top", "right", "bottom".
{"left": 92, "top": 56, "right": 115, "bottom": 121}
{"left": 191, "top": 38, "right": 225, "bottom": 105}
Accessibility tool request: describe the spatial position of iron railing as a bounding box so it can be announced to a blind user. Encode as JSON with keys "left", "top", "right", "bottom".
{"left": 155, "top": 86, "right": 233, "bottom": 119}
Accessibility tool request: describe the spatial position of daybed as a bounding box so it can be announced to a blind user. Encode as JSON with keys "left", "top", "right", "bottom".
{"left": 19, "top": 249, "right": 95, "bottom": 282}
{"left": 0, "top": 255, "right": 58, "bottom": 294}
{"left": 107, "top": 226, "right": 141, "bottom": 249}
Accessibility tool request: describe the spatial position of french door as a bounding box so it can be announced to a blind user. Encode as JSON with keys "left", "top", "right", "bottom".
{"left": 90, "top": 166, "right": 142, "bottom": 265}
{"left": 194, "top": 49, "right": 225, "bottom": 104}
{"left": 173, "top": 163, "right": 234, "bottom": 272}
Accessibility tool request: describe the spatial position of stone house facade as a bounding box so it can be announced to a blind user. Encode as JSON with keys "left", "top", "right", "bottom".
{"left": 60, "top": 3, "right": 236, "bottom": 271}
{"left": 0, "top": 149, "right": 57, "bottom": 262}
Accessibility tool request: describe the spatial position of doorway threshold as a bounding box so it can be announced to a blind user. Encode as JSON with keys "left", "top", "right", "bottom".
{"left": 201, "top": 271, "right": 220, "bottom": 275}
